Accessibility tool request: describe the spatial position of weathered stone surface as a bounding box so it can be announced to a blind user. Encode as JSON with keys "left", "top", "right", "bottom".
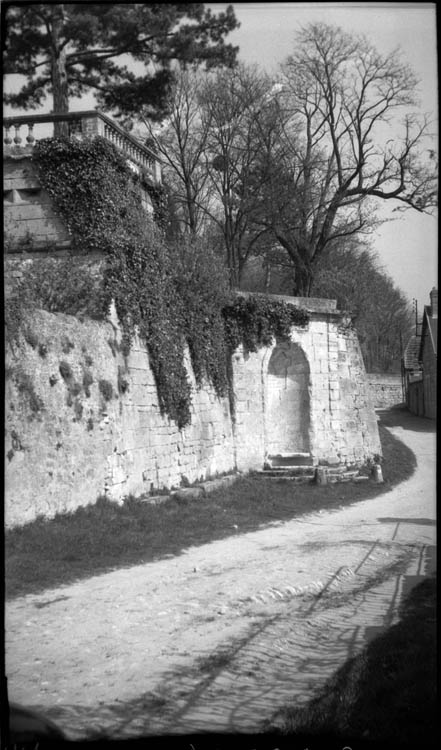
{"left": 4, "top": 158, "right": 71, "bottom": 250}
{"left": 315, "top": 467, "right": 328, "bottom": 485}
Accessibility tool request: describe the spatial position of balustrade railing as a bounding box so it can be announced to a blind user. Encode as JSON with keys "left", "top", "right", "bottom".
{"left": 3, "top": 110, "right": 161, "bottom": 183}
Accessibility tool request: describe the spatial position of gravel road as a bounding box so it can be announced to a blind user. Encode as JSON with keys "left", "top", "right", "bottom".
{"left": 5, "top": 409, "right": 436, "bottom": 739}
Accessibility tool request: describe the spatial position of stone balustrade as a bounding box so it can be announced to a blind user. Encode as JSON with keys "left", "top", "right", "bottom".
{"left": 3, "top": 110, "right": 161, "bottom": 184}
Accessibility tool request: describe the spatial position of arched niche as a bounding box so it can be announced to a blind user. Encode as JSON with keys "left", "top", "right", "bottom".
{"left": 265, "top": 342, "right": 311, "bottom": 455}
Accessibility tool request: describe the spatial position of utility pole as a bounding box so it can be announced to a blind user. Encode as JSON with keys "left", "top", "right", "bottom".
{"left": 412, "top": 298, "right": 419, "bottom": 336}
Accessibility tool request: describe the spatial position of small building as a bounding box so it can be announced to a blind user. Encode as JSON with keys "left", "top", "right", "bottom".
{"left": 418, "top": 288, "right": 438, "bottom": 419}
{"left": 404, "top": 288, "right": 437, "bottom": 419}
{"left": 403, "top": 332, "right": 423, "bottom": 416}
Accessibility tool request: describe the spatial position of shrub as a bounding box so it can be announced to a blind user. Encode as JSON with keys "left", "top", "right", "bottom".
{"left": 73, "top": 399, "right": 83, "bottom": 420}
{"left": 98, "top": 379, "right": 113, "bottom": 401}
{"left": 172, "top": 235, "right": 231, "bottom": 397}
{"left": 82, "top": 370, "right": 94, "bottom": 397}
{"left": 222, "top": 294, "right": 309, "bottom": 353}
{"left": 70, "top": 381, "right": 82, "bottom": 397}
{"left": 61, "top": 335, "right": 75, "bottom": 353}
{"left": 11, "top": 256, "right": 110, "bottom": 320}
{"left": 59, "top": 361, "right": 73, "bottom": 381}
{"left": 117, "top": 367, "right": 129, "bottom": 395}
{"left": 23, "top": 327, "right": 39, "bottom": 349}
{"left": 14, "top": 368, "right": 44, "bottom": 414}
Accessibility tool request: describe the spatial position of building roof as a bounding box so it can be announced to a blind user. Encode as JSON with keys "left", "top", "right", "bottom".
{"left": 403, "top": 334, "right": 422, "bottom": 370}
{"left": 419, "top": 306, "right": 437, "bottom": 359}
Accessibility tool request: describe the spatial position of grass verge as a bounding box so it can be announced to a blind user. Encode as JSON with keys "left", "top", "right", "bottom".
{"left": 5, "top": 414, "right": 417, "bottom": 599}
{"left": 266, "top": 574, "right": 437, "bottom": 748}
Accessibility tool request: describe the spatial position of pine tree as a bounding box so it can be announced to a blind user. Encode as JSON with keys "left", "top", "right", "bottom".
{"left": 3, "top": 3, "right": 239, "bottom": 119}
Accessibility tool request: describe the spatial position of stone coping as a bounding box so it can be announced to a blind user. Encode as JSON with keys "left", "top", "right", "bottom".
{"left": 235, "top": 290, "right": 338, "bottom": 313}
{"left": 234, "top": 290, "right": 354, "bottom": 319}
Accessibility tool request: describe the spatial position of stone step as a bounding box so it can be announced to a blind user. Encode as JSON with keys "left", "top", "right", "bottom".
{"left": 258, "top": 466, "right": 366, "bottom": 483}
{"left": 328, "top": 469, "right": 360, "bottom": 479}
{"left": 266, "top": 453, "right": 314, "bottom": 467}
{"left": 259, "top": 467, "right": 316, "bottom": 477}
{"left": 257, "top": 473, "right": 315, "bottom": 484}
{"left": 324, "top": 466, "right": 358, "bottom": 476}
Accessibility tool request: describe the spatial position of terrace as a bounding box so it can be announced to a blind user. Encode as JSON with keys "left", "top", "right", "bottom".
{"left": 3, "top": 110, "right": 161, "bottom": 185}
{"left": 3, "top": 110, "right": 162, "bottom": 256}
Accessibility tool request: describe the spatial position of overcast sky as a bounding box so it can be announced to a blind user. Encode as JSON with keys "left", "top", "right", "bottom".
{"left": 4, "top": 2, "right": 438, "bottom": 310}
{"left": 212, "top": 2, "right": 438, "bottom": 312}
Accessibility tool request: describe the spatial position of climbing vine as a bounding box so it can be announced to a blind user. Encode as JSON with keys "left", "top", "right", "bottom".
{"left": 223, "top": 295, "right": 309, "bottom": 353}
{"left": 29, "top": 136, "right": 309, "bottom": 429}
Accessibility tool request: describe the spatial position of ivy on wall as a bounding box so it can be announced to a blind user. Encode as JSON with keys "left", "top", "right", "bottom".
{"left": 26, "top": 136, "right": 309, "bottom": 429}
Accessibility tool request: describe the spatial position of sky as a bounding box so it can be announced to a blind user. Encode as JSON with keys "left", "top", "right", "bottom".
{"left": 3, "top": 2, "right": 438, "bottom": 310}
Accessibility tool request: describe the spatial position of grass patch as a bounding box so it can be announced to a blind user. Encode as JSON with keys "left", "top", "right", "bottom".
{"left": 267, "top": 575, "right": 437, "bottom": 747}
{"left": 5, "top": 415, "right": 416, "bottom": 600}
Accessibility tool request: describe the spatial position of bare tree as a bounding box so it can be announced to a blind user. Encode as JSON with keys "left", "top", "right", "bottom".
{"left": 312, "top": 239, "right": 413, "bottom": 372}
{"left": 251, "top": 22, "right": 438, "bottom": 296}
{"left": 197, "top": 64, "right": 275, "bottom": 288}
{"left": 141, "top": 69, "right": 215, "bottom": 236}
{"left": 138, "top": 65, "right": 275, "bottom": 285}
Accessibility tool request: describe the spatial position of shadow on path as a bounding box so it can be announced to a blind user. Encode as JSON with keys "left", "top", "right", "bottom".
{"left": 266, "top": 575, "right": 437, "bottom": 748}
{"left": 377, "top": 405, "right": 436, "bottom": 432}
{"left": 28, "top": 546, "right": 436, "bottom": 741}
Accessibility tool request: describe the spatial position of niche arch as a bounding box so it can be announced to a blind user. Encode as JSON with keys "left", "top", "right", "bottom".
{"left": 264, "top": 341, "right": 311, "bottom": 455}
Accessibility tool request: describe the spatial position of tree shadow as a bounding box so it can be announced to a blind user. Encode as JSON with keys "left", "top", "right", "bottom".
{"left": 376, "top": 406, "right": 437, "bottom": 433}
{"left": 20, "top": 562, "right": 435, "bottom": 746}
{"left": 267, "top": 576, "right": 437, "bottom": 748}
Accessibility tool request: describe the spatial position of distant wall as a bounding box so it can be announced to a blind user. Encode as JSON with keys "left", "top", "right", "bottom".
{"left": 367, "top": 374, "right": 403, "bottom": 408}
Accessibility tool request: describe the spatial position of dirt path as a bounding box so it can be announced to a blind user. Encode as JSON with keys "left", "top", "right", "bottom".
{"left": 5, "top": 411, "right": 436, "bottom": 739}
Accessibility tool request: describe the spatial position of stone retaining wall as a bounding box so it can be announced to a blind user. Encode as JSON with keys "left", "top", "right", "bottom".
{"left": 4, "top": 154, "right": 71, "bottom": 251}
{"left": 5, "top": 306, "right": 381, "bottom": 528}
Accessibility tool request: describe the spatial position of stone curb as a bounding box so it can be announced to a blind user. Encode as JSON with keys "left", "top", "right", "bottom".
{"left": 139, "top": 474, "right": 242, "bottom": 505}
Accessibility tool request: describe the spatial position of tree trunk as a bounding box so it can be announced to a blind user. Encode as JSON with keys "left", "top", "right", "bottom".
{"left": 51, "top": 5, "right": 69, "bottom": 136}
{"left": 294, "top": 264, "right": 313, "bottom": 297}
{"left": 264, "top": 261, "right": 271, "bottom": 292}
{"left": 225, "top": 207, "right": 240, "bottom": 289}
{"left": 229, "top": 259, "right": 240, "bottom": 289}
